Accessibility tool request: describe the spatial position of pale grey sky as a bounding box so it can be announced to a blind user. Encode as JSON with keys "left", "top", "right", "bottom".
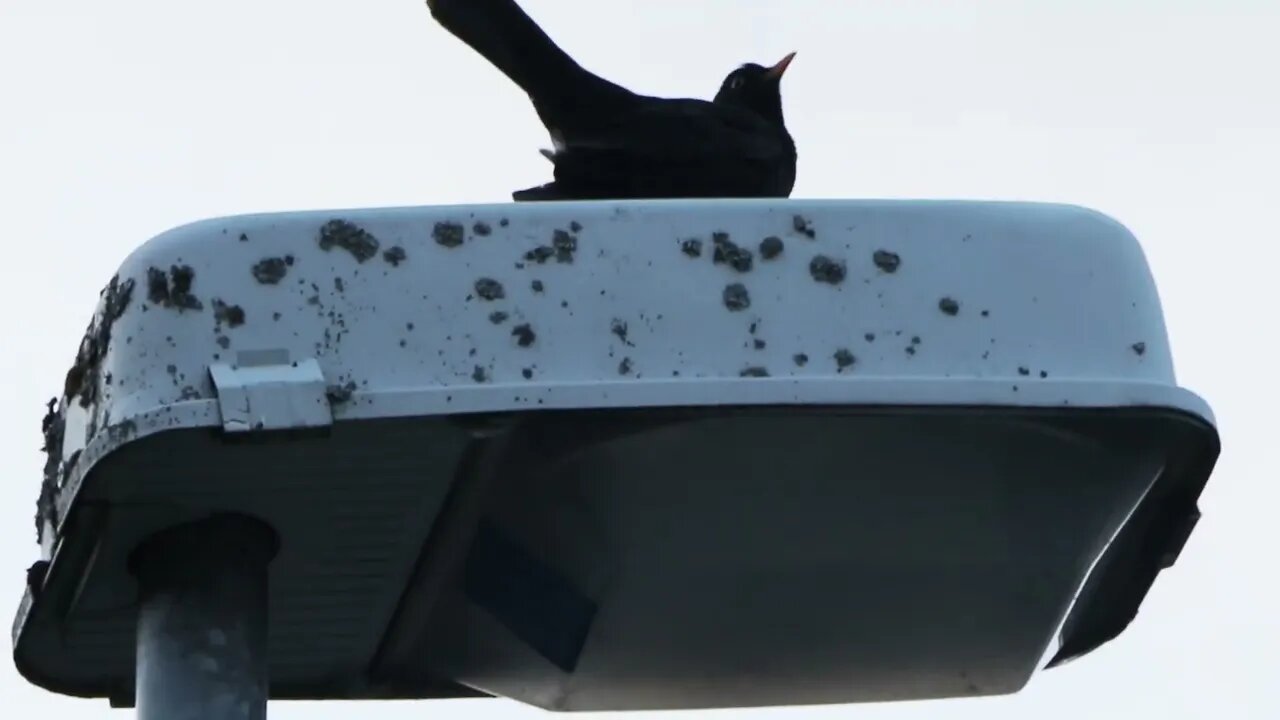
{"left": 1, "top": 0, "right": 1275, "bottom": 717}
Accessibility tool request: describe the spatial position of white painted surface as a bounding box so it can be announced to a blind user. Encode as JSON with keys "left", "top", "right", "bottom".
{"left": 44, "top": 199, "right": 1213, "bottom": 536}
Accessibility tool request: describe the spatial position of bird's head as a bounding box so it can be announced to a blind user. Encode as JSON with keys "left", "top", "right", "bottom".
{"left": 713, "top": 52, "right": 795, "bottom": 126}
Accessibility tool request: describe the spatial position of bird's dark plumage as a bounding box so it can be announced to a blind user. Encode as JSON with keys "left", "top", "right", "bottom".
{"left": 27, "top": 560, "right": 49, "bottom": 597}
{"left": 425, "top": 0, "right": 797, "bottom": 201}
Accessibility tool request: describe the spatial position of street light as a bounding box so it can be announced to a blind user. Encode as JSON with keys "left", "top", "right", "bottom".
{"left": 14, "top": 199, "right": 1219, "bottom": 717}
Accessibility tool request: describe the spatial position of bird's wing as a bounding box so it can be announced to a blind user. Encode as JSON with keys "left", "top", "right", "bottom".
{"left": 539, "top": 100, "right": 794, "bottom": 199}
{"left": 561, "top": 99, "right": 788, "bottom": 163}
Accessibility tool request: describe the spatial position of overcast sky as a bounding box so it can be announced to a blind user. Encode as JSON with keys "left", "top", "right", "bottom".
{"left": 1, "top": 1, "right": 1275, "bottom": 718}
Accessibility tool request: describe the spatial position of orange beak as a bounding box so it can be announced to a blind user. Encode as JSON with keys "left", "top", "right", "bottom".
{"left": 764, "top": 52, "right": 796, "bottom": 81}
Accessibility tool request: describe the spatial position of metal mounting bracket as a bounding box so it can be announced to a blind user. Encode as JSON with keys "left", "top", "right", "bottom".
{"left": 208, "top": 350, "right": 333, "bottom": 433}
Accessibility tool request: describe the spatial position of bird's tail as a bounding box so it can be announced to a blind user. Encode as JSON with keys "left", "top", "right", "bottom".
{"left": 426, "top": 0, "right": 630, "bottom": 113}
{"left": 512, "top": 182, "right": 565, "bottom": 202}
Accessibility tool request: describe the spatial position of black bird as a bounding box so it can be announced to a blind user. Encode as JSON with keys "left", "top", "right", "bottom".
{"left": 424, "top": 0, "right": 797, "bottom": 201}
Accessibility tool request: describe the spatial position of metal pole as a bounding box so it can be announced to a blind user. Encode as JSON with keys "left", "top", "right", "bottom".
{"left": 130, "top": 514, "right": 279, "bottom": 720}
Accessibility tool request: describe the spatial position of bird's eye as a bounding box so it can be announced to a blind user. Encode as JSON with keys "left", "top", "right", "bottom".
{"left": 729, "top": 76, "right": 745, "bottom": 90}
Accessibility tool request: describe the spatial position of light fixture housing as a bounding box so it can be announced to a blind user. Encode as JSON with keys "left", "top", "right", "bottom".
{"left": 14, "top": 199, "right": 1218, "bottom": 711}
